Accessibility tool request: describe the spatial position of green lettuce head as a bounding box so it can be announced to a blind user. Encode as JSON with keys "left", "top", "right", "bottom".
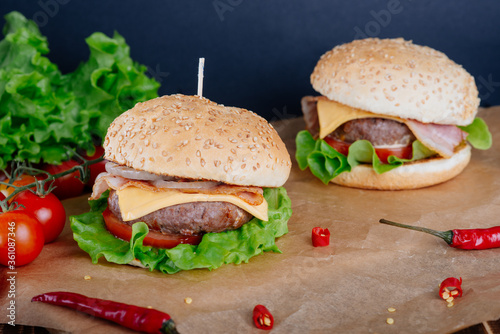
{"left": 0, "top": 11, "right": 159, "bottom": 168}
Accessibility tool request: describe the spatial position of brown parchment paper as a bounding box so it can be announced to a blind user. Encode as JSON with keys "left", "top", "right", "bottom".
{"left": 2, "top": 107, "right": 500, "bottom": 334}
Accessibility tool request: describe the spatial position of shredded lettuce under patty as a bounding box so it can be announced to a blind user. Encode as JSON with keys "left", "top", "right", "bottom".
{"left": 296, "top": 118, "right": 492, "bottom": 185}
{"left": 0, "top": 12, "right": 159, "bottom": 168}
{"left": 70, "top": 187, "right": 292, "bottom": 274}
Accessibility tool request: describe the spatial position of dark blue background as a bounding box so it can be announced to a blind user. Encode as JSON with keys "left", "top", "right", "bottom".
{"left": 1, "top": 0, "right": 499, "bottom": 121}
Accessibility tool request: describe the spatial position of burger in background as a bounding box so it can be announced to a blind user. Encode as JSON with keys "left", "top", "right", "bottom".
{"left": 70, "top": 94, "right": 292, "bottom": 273}
{"left": 296, "top": 38, "right": 491, "bottom": 190}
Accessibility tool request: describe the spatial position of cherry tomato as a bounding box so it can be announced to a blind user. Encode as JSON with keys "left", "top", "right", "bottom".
{"left": 42, "top": 160, "right": 85, "bottom": 200}
{"left": 0, "top": 210, "right": 45, "bottom": 267}
{"left": 102, "top": 208, "right": 202, "bottom": 249}
{"left": 324, "top": 137, "right": 413, "bottom": 164}
{"left": 14, "top": 190, "right": 66, "bottom": 243}
{"left": 0, "top": 174, "right": 38, "bottom": 197}
{"left": 82, "top": 145, "right": 107, "bottom": 188}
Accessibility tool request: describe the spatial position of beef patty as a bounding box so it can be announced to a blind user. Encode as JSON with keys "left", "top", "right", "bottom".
{"left": 107, "top": 190, "right": 253, "bottom": 236}
{"left": 329, "top": 118, "right": 416, "bottom": 146}
{"left": 301, "top": 96, "right": 416, "bottom": 146}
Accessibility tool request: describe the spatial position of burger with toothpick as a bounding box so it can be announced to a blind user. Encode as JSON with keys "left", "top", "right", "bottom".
{"left": 71, "top": 94, "right": 292, "bottom": 273}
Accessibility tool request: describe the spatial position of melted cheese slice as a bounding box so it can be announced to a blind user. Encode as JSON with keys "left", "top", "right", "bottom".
{"left": 117, "top": 186, "right": 269, "bottom": 222}
{"left": 317, "top": 99, "right": 404, "bottom": 139}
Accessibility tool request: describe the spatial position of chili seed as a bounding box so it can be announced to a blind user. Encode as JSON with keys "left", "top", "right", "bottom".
{"left": 450, "top": 290, "right": 459, "bottom": 296}
{"left": 446, "top": 297, "right": 454, "bottom": 303}
{"left": 447, "top": 302, "right": 454, "bottom": 308}
{"left": 84, "top": 275, "right": 91, "bottom": 280}
{"left": 387, "top": 307, "right": 396, "bottom": 313}
{"left": 386, "top": 318, "right": 394, "bottom": 325}
{"left": 184, "top": 297, "right": 193, "bottom": 304}
{"left": 259, "top": 314, "right": 272, "bottom": 327}
{"left": 442, "top": 291, "right": 450, "bottom": 300}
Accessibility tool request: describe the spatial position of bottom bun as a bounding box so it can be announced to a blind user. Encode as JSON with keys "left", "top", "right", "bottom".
{"left": 331, "top": 144, "right": 471, "bottom": 190}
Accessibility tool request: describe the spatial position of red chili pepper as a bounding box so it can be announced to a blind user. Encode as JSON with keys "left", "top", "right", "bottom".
{"left": 312, "top": 227, "right": 330, "bottom": 247}
{"left": 439, "top": 277, "right": 463, "bottom": 300}
{"left": 32, "top": 292, "right": 179, "bottom": 334}
{"left": 253, "top": 304, "right": 274, "bottom": 330}
{"left": 379, "top": 219, "right": 500, "bottom": 250}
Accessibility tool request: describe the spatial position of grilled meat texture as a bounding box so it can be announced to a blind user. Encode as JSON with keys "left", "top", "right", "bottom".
{"left": 107, "top": 190, "right": 253, "bottom": 236}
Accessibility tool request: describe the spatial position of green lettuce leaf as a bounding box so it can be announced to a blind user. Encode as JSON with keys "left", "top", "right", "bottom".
{"left": 0, "top": 12, "right": 159, "bottom": 168}
{"left": 459, "top": 117, "right": 492, "bottom": 150}
{"left": 70, "top": 187, "right": 292, "bottom": 274}
{"left": 65, "top": 31, "right": 160, "bottom": 140}
{"left": 295, "top": 130, "right": 436, "bottom": 184}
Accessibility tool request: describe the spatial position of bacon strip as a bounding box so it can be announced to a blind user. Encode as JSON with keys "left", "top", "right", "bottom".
{"left": 405, "top": 119, "right": 467, "bottom": 158}
{"left": 91, "top": 173, "right": 264, "bottom": 206}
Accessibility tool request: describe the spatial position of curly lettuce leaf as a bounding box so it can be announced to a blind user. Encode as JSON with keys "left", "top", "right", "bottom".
{"left": 0, "top": 11, "right": 159, "bottom": 168}
{"left": 66, "top": 31, "right": 160, "bottom": 139}
{"left": 70, "top": 188, "right": 292, "bottom": 274}
{"left": 295, "top": 130, "right": 436, "bottom": 184}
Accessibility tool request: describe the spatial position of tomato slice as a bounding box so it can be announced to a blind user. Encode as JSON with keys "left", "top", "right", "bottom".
{"left": 374, "top": 145, "right": 413, "bottom": 164}
{"left": 324, "top": 137, "right": 413, "bottom": 164}
{"left": 102, "top": 208, "right": 202, "bottom": 249}
{"left": 324, "top": 137, "right": 350, "bottom": 156}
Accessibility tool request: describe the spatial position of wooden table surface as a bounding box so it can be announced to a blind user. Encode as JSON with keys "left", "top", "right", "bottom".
{"left": 2, "top": 107, "right": 500, "bottom": 333}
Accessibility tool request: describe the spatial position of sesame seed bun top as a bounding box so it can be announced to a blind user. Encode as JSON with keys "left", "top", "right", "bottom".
{"left": 311, "top": 38, "right": 480, "bottom": 126}
{"left": 103, "top": 94, "right": 291, "bottom": 187}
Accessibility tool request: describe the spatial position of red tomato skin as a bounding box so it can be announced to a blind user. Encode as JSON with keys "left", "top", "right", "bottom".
{"left": 324, "top": 137, "right": 413, "bottom": 164}
{"left": 102, "top": 208, "right": 202, "bottom": 249}
{"left": 42, "top": 160, "right": 85, "bottom": 200}
{"left": 0, "top": 210, "right": 45, "bottom": 267}
{"left": 324, "top": 137, "right": 350, "bottom": 156}
{"left": 14, "top": 190, "right": 66, "bottom": 243}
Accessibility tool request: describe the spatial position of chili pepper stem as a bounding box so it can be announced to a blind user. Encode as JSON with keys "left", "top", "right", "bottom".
{"left": 161, "top": 319, "right": 180, "bottom": 334}
{"left": 379, "top": 219, "right": 453, "bottom": 245}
